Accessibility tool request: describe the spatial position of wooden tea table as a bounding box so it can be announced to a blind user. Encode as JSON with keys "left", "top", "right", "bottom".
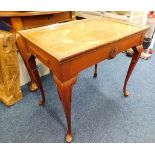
{"left": 19, "top": 17, "right": 149, "bottom": 142}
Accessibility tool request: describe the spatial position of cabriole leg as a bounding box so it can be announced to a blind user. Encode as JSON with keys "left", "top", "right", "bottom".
{"left": 15, "top": 27, "right": 38, "bottom": 92}
{"left": 123, "top": 45, "right": 143, "bottom": 96}
{"left": 53, "top": 75, "right": 77, "bottom": 142}
{"left": 28, "top": 55, "right": 45, "bottom": 105}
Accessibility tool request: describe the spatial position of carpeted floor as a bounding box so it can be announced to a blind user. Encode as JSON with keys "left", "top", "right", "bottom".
{"left": 0, "top": 53, "right": 155, "bottom": 143}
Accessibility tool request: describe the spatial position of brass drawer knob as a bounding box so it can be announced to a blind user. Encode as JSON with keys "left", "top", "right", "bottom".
{"left": 109, "top": 47, "right": 118, "bottom": 59}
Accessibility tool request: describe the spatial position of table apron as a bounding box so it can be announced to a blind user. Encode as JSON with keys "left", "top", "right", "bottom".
{"left": 63, "top": 32, "right": 144, "bottom": 79}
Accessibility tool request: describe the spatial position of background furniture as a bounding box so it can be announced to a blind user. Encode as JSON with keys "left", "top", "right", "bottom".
{"left": 0, "top": 30, "right": 22, "bottom": 106}
{"left": 75, "top": 11, "right": 148, "bottom": 25}
{"left": 0, "top": 11, "right": 75, "bottom": 89}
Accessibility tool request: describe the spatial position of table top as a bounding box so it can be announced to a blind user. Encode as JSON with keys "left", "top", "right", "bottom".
{"left": 0, "top": 11, "right": 65, "bottom": 17}
{"left": 19, "top": 17, "right": 149, "bottom": 62}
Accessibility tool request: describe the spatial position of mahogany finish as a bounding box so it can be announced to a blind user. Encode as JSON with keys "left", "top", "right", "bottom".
{"left": 19, "top": 17, "right": 149, "bottom": 142}
{"left": 0, "top": 11, "right": 75, "bottom": 91}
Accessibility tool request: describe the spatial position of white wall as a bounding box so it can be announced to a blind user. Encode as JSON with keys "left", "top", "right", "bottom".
{"left": 129, "top": 11, "right": 148, "bottom": 25}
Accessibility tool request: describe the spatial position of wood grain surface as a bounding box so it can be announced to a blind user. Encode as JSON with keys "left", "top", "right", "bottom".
{"left": 0, "top": 11, "right": 64, "bottom": 17}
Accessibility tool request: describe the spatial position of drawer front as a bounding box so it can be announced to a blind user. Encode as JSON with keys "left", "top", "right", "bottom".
{"left": 107, "top": 32, "right": 142, "bottom": 59}
{"left": 113, "top": 33, "right": 142, "bottom": 54}
{"left": 68, "top": 32, "right": 143, "bottom": 76}
{"left": 22, "top": 12, "right": 72, "bottom": 29}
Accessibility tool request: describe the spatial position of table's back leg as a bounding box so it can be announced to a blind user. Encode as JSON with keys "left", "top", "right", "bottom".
{"left": 18, "top": 42, "right": 38, "bottom": 92}
{"left": 93, "top": 64, "right": 98, "bottom": 78}
{"left": 53, "top": 75, "right": 77, "bottom": 142}
{"left": 28, "top": 55, "right": 45, "bottom": 105}
{"left": 11, "top": 18, "right": 38, "bottom": 92}
{"left": 123, "top": 45, "right": 143, "bottom": 96}
{"left": 16, "top": 37, "right": 38, "bottom": 92}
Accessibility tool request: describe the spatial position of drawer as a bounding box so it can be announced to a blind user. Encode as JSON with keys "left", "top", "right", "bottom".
{"left": 69, "top": 32, "right": 143, "bottom": 75}
{"left": 107, "top": 32, "right": 142, "bottom": 59}
{"left": 22, "top": 12, "right": 72, "bottom": 29}
{"left": 113, "top": 32, "right": 142, "bottom": 54}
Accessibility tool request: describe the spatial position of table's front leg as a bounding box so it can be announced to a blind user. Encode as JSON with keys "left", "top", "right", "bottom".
{"left": 53, "top": 75, "right": 77, "bottom": 143}
{"left": 123, "top": 45, "right": 143, "bottom": 96}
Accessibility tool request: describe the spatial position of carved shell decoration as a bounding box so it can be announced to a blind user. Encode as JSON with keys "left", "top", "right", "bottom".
{"left": 109, "top": 47, "right": 118, "bottom": 59}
